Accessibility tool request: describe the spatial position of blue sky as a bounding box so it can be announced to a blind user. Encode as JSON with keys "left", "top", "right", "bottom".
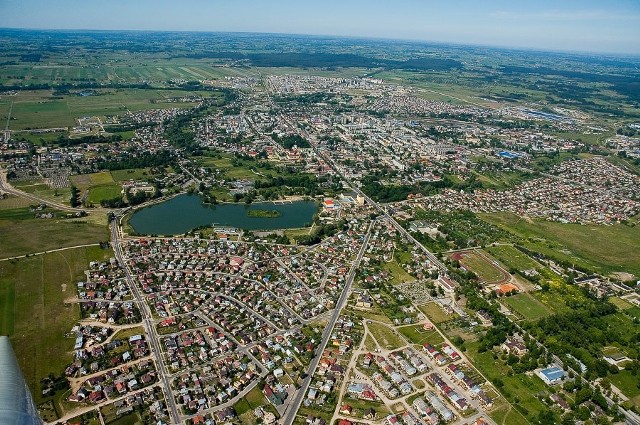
{"left": 1, "top": 0, "right": 639, "bottom": 54}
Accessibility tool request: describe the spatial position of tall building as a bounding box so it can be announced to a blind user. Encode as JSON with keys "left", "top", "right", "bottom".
{"left": 0, "top": 336, "right": 42, "bottom": 424}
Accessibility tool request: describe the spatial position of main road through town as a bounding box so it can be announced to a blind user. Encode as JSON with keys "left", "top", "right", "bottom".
{"left": 280, "top": 221, "right": 373, "bottom": 425}
{"left": 110, "top": 216, "right": 182, "bottom": 424}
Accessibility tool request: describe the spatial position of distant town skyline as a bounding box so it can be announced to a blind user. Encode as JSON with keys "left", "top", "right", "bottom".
{"left": 1, "top": 0, "right": 639, "bottom": 55}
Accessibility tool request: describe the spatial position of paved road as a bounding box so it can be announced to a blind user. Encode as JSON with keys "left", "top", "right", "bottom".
{"left": 110, "top": 217, "right": 182, "bottom": 424}
{"left": 281, "top": 222, "right": 373, "bottom": 425}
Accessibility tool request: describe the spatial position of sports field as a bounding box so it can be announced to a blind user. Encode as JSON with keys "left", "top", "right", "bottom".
{"left": 500, "top": 292, "right": 553, "bottom": 321}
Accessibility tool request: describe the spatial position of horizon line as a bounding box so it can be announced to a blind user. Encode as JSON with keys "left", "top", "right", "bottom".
{"left": 1, "top": 26, "right": 639, "bottom": 58}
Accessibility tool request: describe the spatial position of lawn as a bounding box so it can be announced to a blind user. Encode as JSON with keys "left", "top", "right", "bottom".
{"left": 0, "top": 207, "right": 109, "bottom": 258}
{"left": 367, "top": 321, "right": 406, "bottom": 350}
{"left": 86, "top": 184, "right": 122, "bottom": 205}
{"left": 480, "top": 212, "right": 640, "bottom": 277}
{"left": 500, "top": 292, "right": 553, "bottom": 321}
{"left": 485, "top": 245, "right": 541, "bottom": 272}
{"left": 465, "top": 341, "right": 548, "bottom": 422}
{"left": 397, "top": 325, "right": 444, "bottom": 346}
{"left": 418, "top": 302, "right": 455, "bottom": 324}
{"left": 382, "top": 258, "right": 415, "bottom": 284}
{"left": 609, "top": 370, "right": 640, "bottom": 407}
{"left": 0, "top": 246, "right": 113, "bottom": 405}
{"left": 453, "top": 250, "right": 505, "bottom": 284}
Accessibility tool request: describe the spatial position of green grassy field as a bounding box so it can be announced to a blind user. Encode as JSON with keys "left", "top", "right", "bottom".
{"left": 367, "top": 321, "right": 406, "bottom": 350}
{"left": 485, "top": 245, "right": 541, "bottom": 272}
{"left": 0, "top": 207, "right": 109, "bottom": 258}
{"left": 86, "top": 184, "right": 122, "bottom": 204}
{"left": 6, "top": 89, "right": 212, "bottom": 130}
{"left": 454, "top": 251, "right": 506, "bottom": 283}
{"left": 609, "top": 370, "right": 640, "bottom": 407}
{"left": 481, "top": 212, "right": 640, "bottom": 278}
{"left": 397, "top": 325, "right": 444, "bottom": 346}
{"left": 466, "top": 341, "right": 548, "bottom": 423}
{"left": 500, "top": 292, "right": 553, "bottom": 321}
{"left": 418, "top": 302, "right": 455, "bottom": 324}
{"left": 0, "top": 194, "right": 38, "bottom": 210}
{"left": 382, "top": 258, "right": 415, "bottom": 284}
{"left": 110, "top": 168, "right": 154, "bottom": 183}
{"left": 0, "top": 246, "right": 113, "bottom": 404}
{"left": 70, "top": 171, "right": 115, "bottom": 189}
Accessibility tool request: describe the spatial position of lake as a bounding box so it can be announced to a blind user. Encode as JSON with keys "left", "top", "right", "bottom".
{"left": 128, "top": 194, "right": 318, "bottom": 235}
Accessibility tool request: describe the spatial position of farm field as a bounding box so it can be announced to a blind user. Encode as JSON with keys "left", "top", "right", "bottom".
{"left": 5, "top": 88, "right": 213, "bottom": 130}
{"left": 481, "top": 212, "right": 640, "bottom": 278}
{"left": 500, "top": 292, "right": 553, "bottom": 321}
{"left": 0, "top": 246, "right": 113, "bottom": 404}
{"left": 0, "top": 206, "right": 109, "bottom": 258}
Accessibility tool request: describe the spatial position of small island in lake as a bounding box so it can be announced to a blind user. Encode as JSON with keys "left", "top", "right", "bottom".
{"left": 247, "top": 209, "right": 281, "bottom": 218}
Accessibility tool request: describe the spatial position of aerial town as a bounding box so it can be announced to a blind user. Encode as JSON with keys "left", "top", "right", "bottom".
{"left": 0, "top": 25, "right": 639, "bottom": 425}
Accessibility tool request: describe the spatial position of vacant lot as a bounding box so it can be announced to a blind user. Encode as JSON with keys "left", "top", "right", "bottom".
{"left": 481, "top": 212, "right": 640, "bottom": 277}
{"left": 609, "top": 370, "right": 640, "bottom": 407}
{"left": 501, "top": 292, "right": 553, "bottom": 321}
{"left": 0, "top": 246, "right": 113, "bottom": 404}
{"left": 70, "top": 171, "right": 115, "bottom": 189}
{"left": 367, "top": 321, "right": 405, "bottom": 350}
{"left": 418, "top": 302, "right": 455, "bottom": 324}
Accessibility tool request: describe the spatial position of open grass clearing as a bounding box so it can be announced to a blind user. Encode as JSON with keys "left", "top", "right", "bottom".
{"left": 86, "top": 184, "right": 122, "bottom": 205}
{"left": 485, "top": 245, "right": 541, "bottom": 272}
{"left": 500, "top": 292, "right": 553, "bottom": 321}
{"left": 382, "top": 257, "right": 415, "bottom": 285}
{"left": 70, "top": 171, "right": 115, "bottom": 190}
{"left": 609, "top": 370, "right": 640, "bottom": 407}
{"left": 0, "top": 194, "right": 37, "bottom": 210}
{"left": 609, "top": 296, "right": 634, "bottom": 310}
{"left": 0, "top": 207, "right": 109, "bottom": 258}
{"left": 418, "top": 302, "right": 455, "bottom": 324}
{"left": 397, "top": 325, "right": 445, "bottom": 346}
{"left": 366, "top": 321, "right": 406, "bottom": 350}
{"left": 0, "top": 246, "right": 113, "bottom": 406}
{"left": 480, "top": 212, "right": 640, "bottom": 278}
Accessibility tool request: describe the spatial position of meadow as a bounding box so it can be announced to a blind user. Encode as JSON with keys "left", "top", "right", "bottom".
{"left": 480, "top": 212, "right": 640, "bottom": 278}
{"left": 0, "top": 246, "right": 113, "bottom": 405}
{"left": 0, "top": 205, "right": 109, "bottom": 258}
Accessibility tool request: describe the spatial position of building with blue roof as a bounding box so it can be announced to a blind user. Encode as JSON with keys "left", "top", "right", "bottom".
{"left": 537, "top": 366, "right": 565, "bottom": 385}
